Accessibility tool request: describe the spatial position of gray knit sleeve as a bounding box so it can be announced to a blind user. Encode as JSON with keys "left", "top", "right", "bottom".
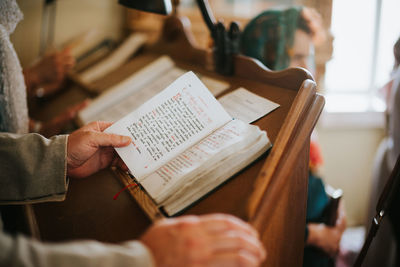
{"left": 0, "top": 132, "right": 68, "bottom": 204}
{"left": 0, "top": 232, "right": 155, "bottom": 267}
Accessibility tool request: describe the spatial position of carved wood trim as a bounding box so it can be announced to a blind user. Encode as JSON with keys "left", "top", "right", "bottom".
{"left": 249, "top": 89, "right": 325, "bottom": 229}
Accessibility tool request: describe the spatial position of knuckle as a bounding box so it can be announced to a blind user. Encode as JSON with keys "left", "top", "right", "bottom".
{"left": 86, "top": 131, "right": 95, "bottom": 138}
{"left": 177, "top": 219, "right": 196, "bottom": 231}
{"left": 232, "top": 234, "right": 247, "bottom": 246}
{"left": 184, "top": 236, "right": 198, "bottom": 250}
{"left": 88, "top": 121, "right": 97, "bottom": 128}
{"left": 236, "top": 253, "right": 251, "bottom": 267}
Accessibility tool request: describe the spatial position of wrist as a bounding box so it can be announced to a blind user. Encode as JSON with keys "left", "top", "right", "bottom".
{"left": 306, "top": 223, "right": 324, "bottom": 247}
{"left": 65, "top": 134, "right": 74, "bottom": 170}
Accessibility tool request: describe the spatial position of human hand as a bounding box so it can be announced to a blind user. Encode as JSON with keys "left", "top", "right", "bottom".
{"left": 301, "top": 7, "right": 327, "bottom": 46}
{"left": 141, "top": 214, "right": 266, "bottom": 267}
{"left": 27, "top": 48, "right": 75, "bottom": 97}
{"left": 67, "top": 121, "right": 131, "bottom": 178}
{"left": 307, "top": 200, "right": 347, "bottom": 258}
{"left": 38, "top": 100, "right": 89, "bottom": 137}
{"left": 307, "top": 223, "right": 341, "bottom": 258}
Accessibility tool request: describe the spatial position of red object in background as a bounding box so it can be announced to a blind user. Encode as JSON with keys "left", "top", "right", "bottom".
{"left": 310, "top": 140, "right": 323, "bottom": 171}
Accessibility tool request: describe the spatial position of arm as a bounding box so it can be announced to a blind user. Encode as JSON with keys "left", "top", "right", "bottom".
{"left": 1, "top": 213, "right": 266, "bottom": 267}
{"left": 306, "top": 199, "right": 347, "bottom": 257}
{"left": 0, "top": 122, "right": 155, "bottom": 267}
{"left": 0, "top": 133, "right": 68, "bottom": 204}
{"left": 0, "top": 123, "right": 266, "bottom": 267}
{"left": 0, "top": 232, "right": 154, "bottom": 267}
{"left": 0, "top": 121, "right": 130, "bottom": 204}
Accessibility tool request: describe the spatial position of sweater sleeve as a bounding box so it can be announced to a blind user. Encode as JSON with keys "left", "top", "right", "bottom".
{"left": 0, "top": 132, "right": 68, "bottom": 204}
{"left": 0, "top": 231, "right": 154, "bottom": 267}
{"left": 0, "top": 132, "right": 155, "bottom": 266}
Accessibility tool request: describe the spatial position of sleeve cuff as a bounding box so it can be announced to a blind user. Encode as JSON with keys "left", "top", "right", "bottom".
{"left": 0, "top": 133, "right": 69, "bottom": 204}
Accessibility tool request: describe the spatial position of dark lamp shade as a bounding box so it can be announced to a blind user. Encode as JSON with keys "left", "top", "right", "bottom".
{"left": 119, "top": 0, "right": 172, "bottom": 15}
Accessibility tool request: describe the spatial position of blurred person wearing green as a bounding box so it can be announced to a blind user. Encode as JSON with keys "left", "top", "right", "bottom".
{"left": 241, "top": 6, "right": 346, "bottom": 267}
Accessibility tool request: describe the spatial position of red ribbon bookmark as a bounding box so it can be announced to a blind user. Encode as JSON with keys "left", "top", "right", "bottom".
{"left": 113, "top": 182, "right": 138, "bottom": 200}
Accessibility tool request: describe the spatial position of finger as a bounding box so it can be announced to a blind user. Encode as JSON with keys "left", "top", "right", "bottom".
{"left": 42, "top": 83, "right": 61, "bottom": 94}
{"left": 155, "top": 215, "right": 199, "bottom": 228}
{"left": 68, "top": 100, "right": 90, "bottom": 114}
{"left": 110, "top": 157, "right": 129, "bottom": 172}
{"left": 68, "top": 147, "right": 115, "bottom": 178}
{"left": 94, "top": 121, "right": 114, "bottom": 131}
{"left": 116, "top": 158, "right": 129, "bottom": 171}
{"left": 82, "top": 121, "right": 113, "bottom": 132}
{"left": 95, "top": 121, "right": 113, "bottom": 131}
{"left": 88, "top": 131, "right": 131, "bottom": 148}
{"left": 62, "top": 46, "right": 72, "bottom": 54}
{"left": 211, "top": 231, "right": 266, "bottom": 261}
{"left": 110, "top": 153, "right": 127, "bottom": 169}
{"left": 200, "top": 214, "right": 259, "bottom": 237}
{"left": 63, "top": 55, "right": 76, "bottom": 69}
{"left": 99, "top": 147, "right": 118, "bottom": 169}
{"left": 65, "top": 59, "right": 75, "bottom": 69}
{"left": 111, "top": 156, "right": 119, "bottom": 167}
{"left": 208, "top": 250, "right": 261, "bottom": 267}
{"left": 328, "top": 246, "right": 339, "bottom": 258}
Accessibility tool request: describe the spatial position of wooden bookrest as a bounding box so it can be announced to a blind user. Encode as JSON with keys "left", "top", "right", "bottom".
{"left": 31, "top": 15, "right": 324, "bottom": 267}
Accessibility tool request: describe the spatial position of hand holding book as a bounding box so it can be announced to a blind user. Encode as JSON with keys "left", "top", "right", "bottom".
{"left": 106, "top": 72, "right": 271, "bottom": 216}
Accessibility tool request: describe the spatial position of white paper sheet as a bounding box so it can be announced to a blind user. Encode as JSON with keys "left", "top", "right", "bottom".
{"left": 218, "top": 87, "right": 280, "bottom": 123}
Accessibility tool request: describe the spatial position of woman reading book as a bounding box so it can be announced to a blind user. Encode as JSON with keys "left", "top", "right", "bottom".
{"left": 241, "top": 6, "right": 346, "bottom": 266}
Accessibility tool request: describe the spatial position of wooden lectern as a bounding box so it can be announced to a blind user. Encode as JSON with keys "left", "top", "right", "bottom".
{"left": 30, "top": 16, "right": 324, "bottom": 267}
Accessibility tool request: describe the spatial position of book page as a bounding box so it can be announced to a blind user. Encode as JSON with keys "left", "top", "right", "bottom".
{"left": 96, "top": 68, "right": 185, "bottom": 122}
{"left": 78, "top": 55, "right": 230, "bottom": 125}
{"left": 197, "top": 74, "right": 229, "bottom": 96}
{"left": 64, "top": 28, "right": 105, "bottom": 59}
{"left": 139, "top": 119, "right": 263, "bottom": 202}
{"left": 105, "top": 71, "right": 232, "bottom": 179}
{"left": 218, "top": 87, "right": 280, "bottom": 123}
{"left": 78, "top": 56, "right": 175, "bottom": 124}
{"left": 79, "top": 33, "right": 147, "bottom": 84}
{"left": 163, "top": 130, "right": 270, "bottom": 215}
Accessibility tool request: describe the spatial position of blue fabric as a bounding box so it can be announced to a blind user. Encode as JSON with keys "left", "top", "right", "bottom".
{"left": 307, "top": 173, "right": 329, "bottom": 221}
{"left": 303, "top": 172, "right": 331, "bottom": 267}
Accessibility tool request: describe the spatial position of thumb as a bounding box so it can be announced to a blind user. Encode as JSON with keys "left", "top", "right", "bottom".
{"left": 89, "top": 132, "right": 131, "bottom": 148}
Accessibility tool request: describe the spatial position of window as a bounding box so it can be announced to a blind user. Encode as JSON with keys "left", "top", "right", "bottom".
{"left": 324, "top": 0, "right": 400, "bottom": 113}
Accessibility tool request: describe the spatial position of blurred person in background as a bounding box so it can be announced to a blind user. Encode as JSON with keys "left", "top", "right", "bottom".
{"left": 364, "top": 35, "right": 400, "bottom": 267}
{"left": 0, "top": 0, "right": 86, "bottom": 137}
{"left": 241, "top": 6, "right": 346, "bottom": 267}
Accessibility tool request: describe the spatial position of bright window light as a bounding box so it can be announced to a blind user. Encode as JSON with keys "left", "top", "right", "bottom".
{"left": 326, "top": 0, "right": 400, "bottom": 94}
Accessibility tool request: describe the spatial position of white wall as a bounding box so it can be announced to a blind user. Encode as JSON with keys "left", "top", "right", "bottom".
{"left": 316, "top": 121, "right": 385, "bottom": 226}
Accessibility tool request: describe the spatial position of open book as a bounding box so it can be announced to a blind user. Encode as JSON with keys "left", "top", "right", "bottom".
{"left": 77, "top": 56, "right": 229, "bottom": 125}
{"left": 105, "top": 71, "right": 271, "bottom": 216}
